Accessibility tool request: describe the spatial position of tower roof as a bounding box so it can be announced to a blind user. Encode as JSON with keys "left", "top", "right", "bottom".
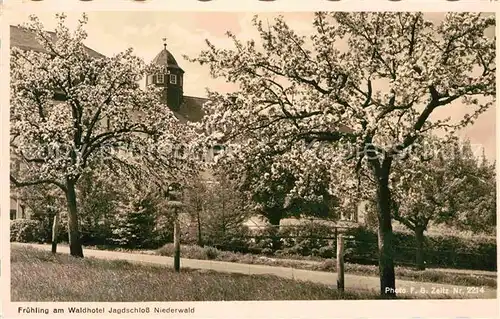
{"left": 151, "top": 44, "right": 184, "bottom": 73}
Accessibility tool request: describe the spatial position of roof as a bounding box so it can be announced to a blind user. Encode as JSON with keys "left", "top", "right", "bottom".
{"left": 172, "top": 97, "right": 355, "bottom": 133}
{"left": 151, "top": 47, "right": 184, "bottom": 73}
{"left": 10, "top": 25, "right": 105, "bottom": 59}
{"left": 174, "top": 95, "right": 207, "bottom": 123}
{"left": 10, "top": 24, "right": 203, "bottom": 122}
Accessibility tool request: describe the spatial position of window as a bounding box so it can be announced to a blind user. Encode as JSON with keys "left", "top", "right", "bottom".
{"left": 213, "top": 145, "right": 225, "bottom": 159}
{"left": 169, "top": 74, "right": 177, "bottom": 84}
{"left": 10, "top": 209, "right": 16, "bottom": 220}
{"left": 10, "top": 160, "right": 20, "bottom": 172}
{"left": 156, "top": 74, "right": 165, "bottom": 84}
{"left": 147, "top": 75, "right": 154, "bottom": 85}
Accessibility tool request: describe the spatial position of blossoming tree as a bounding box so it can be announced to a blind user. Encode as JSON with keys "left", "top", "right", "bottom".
{"left": 390, "top": 137, "right": 496, "bottom": 270}
{"left": 215, "top": 140, "right": 339, "bottom": 250}
{"left": 189, "top": 12, "right": 495, "bottom": 297}
{"left": 10, "top": 14, "right": 195, "bottom": 257}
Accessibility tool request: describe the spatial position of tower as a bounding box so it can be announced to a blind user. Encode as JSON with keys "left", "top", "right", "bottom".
{"left": 147, "top": 38, "right": 184, "bottom": 111}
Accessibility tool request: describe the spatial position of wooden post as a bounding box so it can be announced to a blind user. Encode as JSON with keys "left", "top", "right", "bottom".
{"left": 334, "top": 227, "right": 338, "bottom": 252}
{"left": 174, "top": 208, "right": 181, "bottom": 272}
{"left": 51, "top": 211, "right": 59, "bottom": 254}
{"left": 167, "top": 184, "right": 183, "bottom": 272}
{"left": 336, "top": 232, "right": 344, "bottom": 291}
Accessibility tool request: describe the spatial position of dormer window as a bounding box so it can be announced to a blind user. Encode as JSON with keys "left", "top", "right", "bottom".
{"left": 156, "top": 74, "right": 165, "bottom": 84}
{"left": 170, "top": 74, "right": 177, "bottom": 84}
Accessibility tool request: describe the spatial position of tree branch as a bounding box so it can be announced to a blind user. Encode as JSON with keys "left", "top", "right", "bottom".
{"left": 10, "top": 174, "right": 66, "bottom": 192}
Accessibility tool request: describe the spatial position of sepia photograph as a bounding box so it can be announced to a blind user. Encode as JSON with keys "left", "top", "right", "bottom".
{"left": 7, "top": 10, "right": 497, "bottom": 304}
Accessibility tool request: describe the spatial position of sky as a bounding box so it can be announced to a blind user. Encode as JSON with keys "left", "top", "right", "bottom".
{"left": 7, "top": 11, "right": 497, "bottom": 160}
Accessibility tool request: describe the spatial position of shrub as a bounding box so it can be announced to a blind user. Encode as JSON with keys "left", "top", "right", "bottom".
{"left": 157, "top": 244, "right": 208, "bottom": 260}
{"left": 318, "top": 259, "right": 336, "bottom": 271}
{"left": 252, "top": 240, "right": 272, "bottom": 253}
{"left": 28, "top": 209, "right": 69, "bottom": 244}
{"left": 286, "top": 245, "right": 303, "bottom": 256}
{"left": 80, "top": 219, "right": 114, "bottom": 246}
{"left": 202, "top": 225, "right": 253, "bottom": 253}
{"left": 425, "top": 234, "right": 496, "bottom": 270}
{"left": 274, "top": 249, "right": 285, "bottom": 256}
{"left": 78, "top": 174, "right": 118, "bottom": 246}
{"left": 318, "top": 246, "right": 335, "bottom": 259}
{"left": 29, "top": 211, "right": 58, "bottom": 243}
{"left": 261, "top": 248, "right": 274, "bottom": 256}
{"left": 110, "top": 195, "right": 159, "bottom": 249}
{"left": 10, "top": 219, "right": 47, "bottom": 243}
{"left": 278, "top": 222, "right": 335, "bottom": 255}
{"left": 343, "top": 227, "right": 378, "bottom": 265}
{"left": 183, "top": 175, "right": 252, "bottom": 252}
{"left": 204, "top": 246, "right": 219, "bottom": 260}
{"left": 151, "top": 215, "right": 175, "bottom": 247}
{"left": 218, "top": 250, "right": 241, "bottom": 262}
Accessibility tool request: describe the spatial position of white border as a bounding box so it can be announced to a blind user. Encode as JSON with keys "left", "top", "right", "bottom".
{"left": 1, "top": 3, "right": 11, "bottom": 319}
{"left": 1, "top": 2, "right": 499, "bottom": 319}
{"left": 1, "top": 0, "right": 499, "bottom": 12}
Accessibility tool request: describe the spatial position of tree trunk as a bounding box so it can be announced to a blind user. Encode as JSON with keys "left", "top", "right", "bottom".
{"left": 415, "top": 226, "right": 426, "bottom": 270}
{"left": 65, "top": 179, "right": 83, "bottom": 257}
{"left": 267, "top": 209, "right": 282, "bottom": 251}
{"left": 374, "top": 161, "right": 396, "bottom": 298}
{"left": 51, "top": 211, "right": 60, "bottom": 254}
{"left": 174, "top": 210, "right": 181, "bottom": 272}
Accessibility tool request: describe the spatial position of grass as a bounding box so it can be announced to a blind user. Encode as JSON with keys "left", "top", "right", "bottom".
{"left": 11, "top": 245, "right": 382, "bottom": 302}
{"left": 155, "top": 244, "right": 497, "bottom": 288}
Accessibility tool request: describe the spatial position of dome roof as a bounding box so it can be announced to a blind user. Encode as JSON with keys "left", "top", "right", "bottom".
{"left": 151, "top": 47, "right": 184, "bottom": 73}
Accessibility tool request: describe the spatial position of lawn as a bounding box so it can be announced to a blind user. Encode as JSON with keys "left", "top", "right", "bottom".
{"left": 11, "top": 245, "right": 381, "bottom": 302}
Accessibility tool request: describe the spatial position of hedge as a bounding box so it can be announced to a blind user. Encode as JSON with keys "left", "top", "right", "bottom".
{"left": 247, "top": 223, "right": 496, "bottom": 271}
{"left": 342, "top": 226, "right": 496, "bottom": 271}
{"left": 10, "top": 219, "right": 47, "bottom": 243}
